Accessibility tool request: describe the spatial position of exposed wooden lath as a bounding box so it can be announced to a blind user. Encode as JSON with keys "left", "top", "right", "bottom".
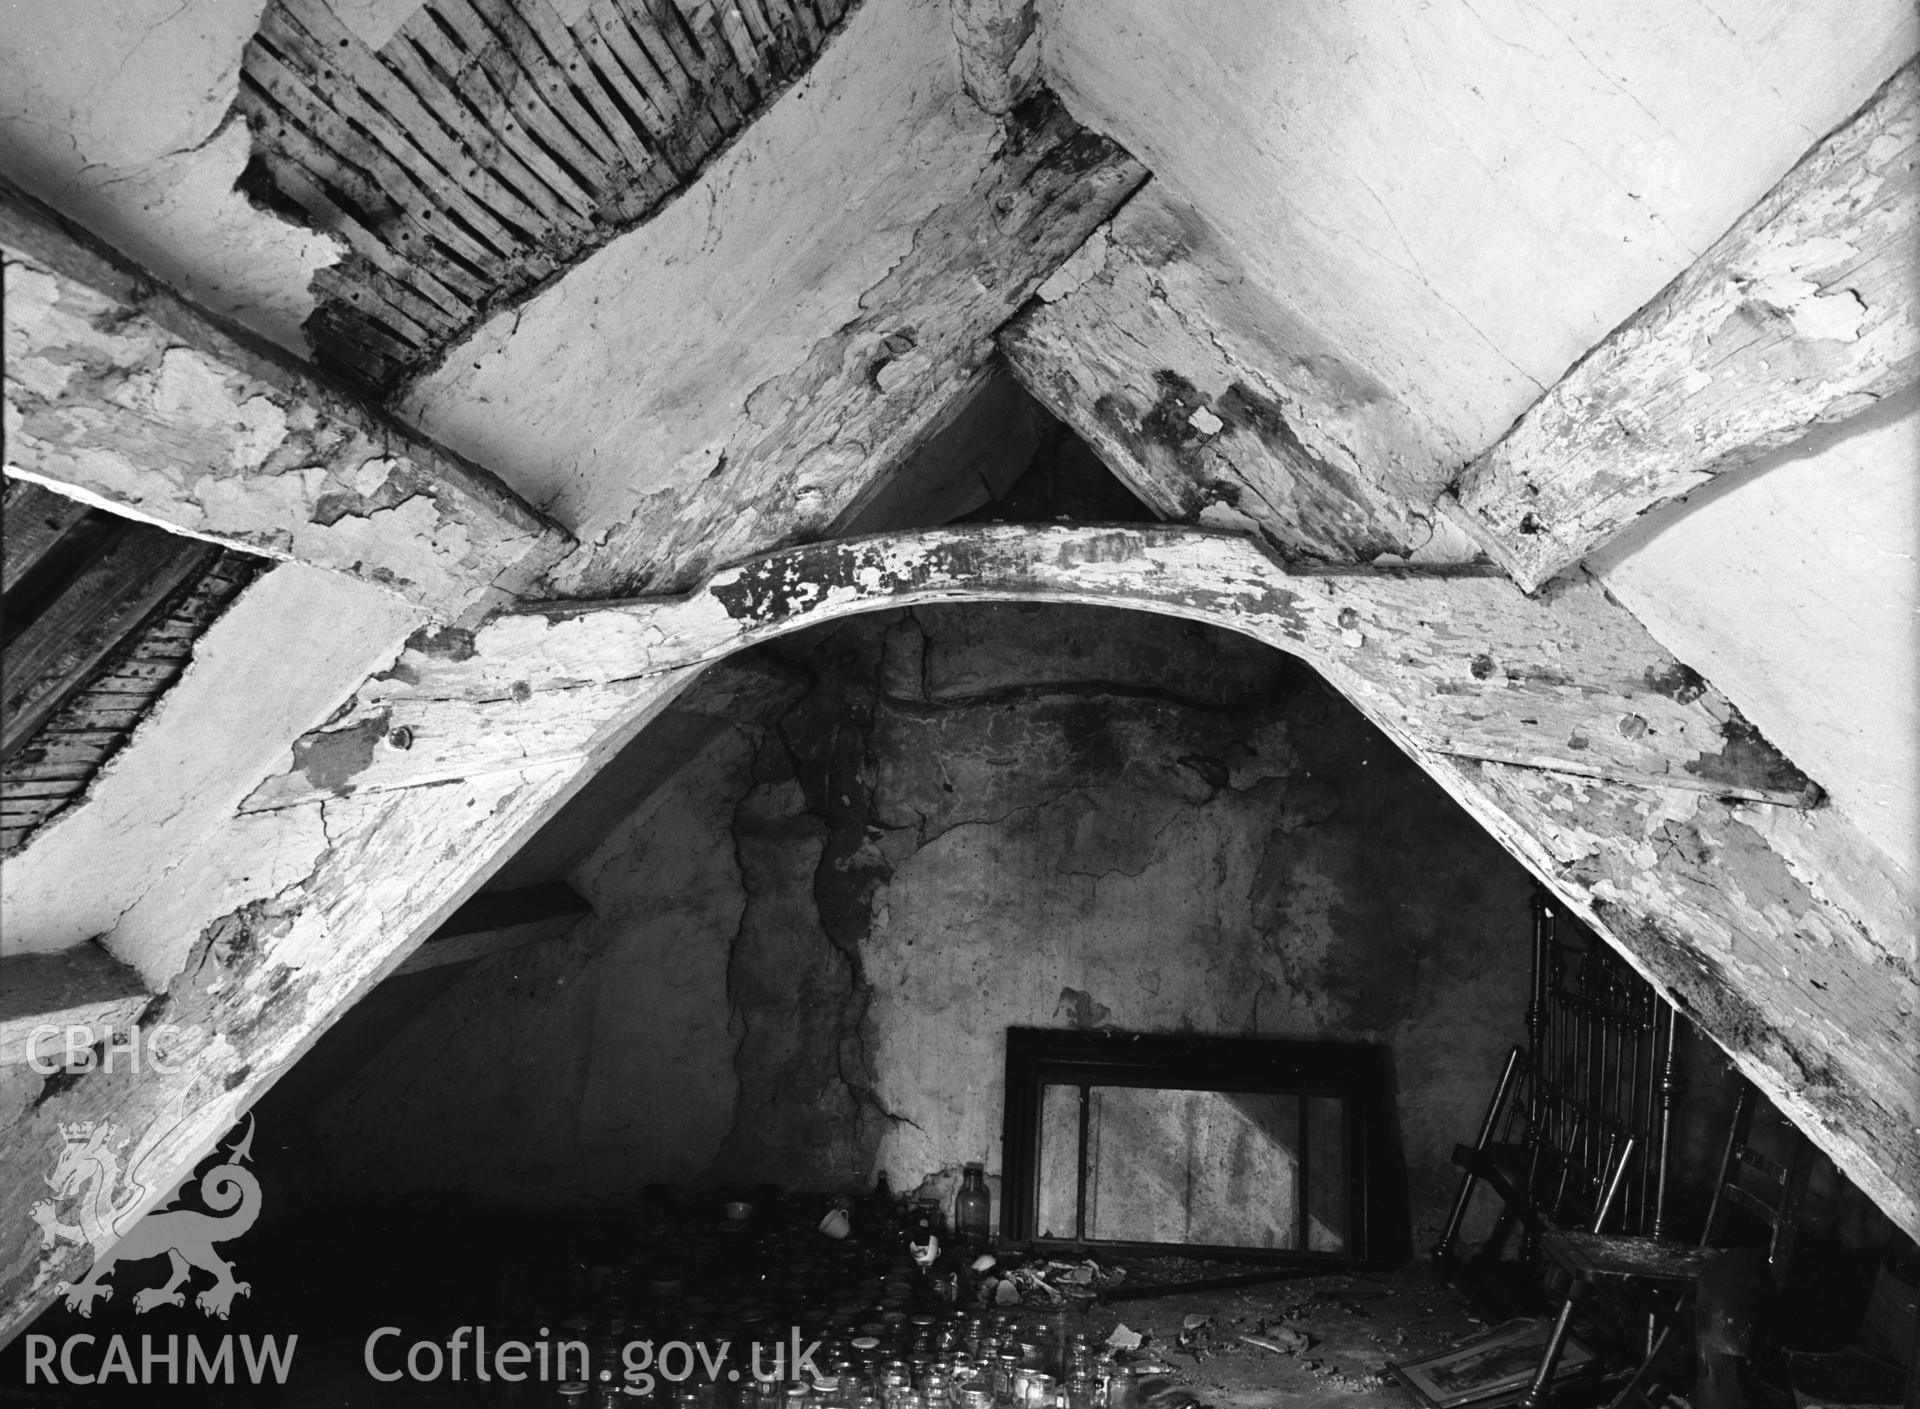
{"left": 238, "top": 0, "right": 855, "bottom": 389}
{"left": 0, "top": 552, "right": 261, "bottom": 856}
{"left": 0, "top": 485, "right": 262, "bottom": 857}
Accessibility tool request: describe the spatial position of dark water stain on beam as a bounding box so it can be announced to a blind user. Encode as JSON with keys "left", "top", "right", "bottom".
{"left": 288, "top": 711, "right": 391, "bottom": 796}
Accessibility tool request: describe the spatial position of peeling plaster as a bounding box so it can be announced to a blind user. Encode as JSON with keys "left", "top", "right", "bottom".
{"left": 1592, "top": 388, "right": 1920, "bottom": 871}
{"left": 114, "top": 805, "right": 332, "bottom": 992}
{"left": 398, "top": 0, "right": 997, "bottom": 565}
{"left": 0, "top": 0, "right": 337, "bottom": 351}
{"left": 1039, "top": 0, "right": 1917, "bottom": 464}
{"left": 0, "top": 565, "right": 422, "bottom": 981}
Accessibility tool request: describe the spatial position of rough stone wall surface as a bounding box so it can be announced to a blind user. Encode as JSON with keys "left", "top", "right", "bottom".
{"left": 309, "top": 732, "right": 748, "bottom": 1201}
{"left": 310, "top": 602, "right": 1535, "bottom": 1240}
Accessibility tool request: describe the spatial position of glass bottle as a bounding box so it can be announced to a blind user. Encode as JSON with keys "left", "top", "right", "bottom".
{"left": 954, "top": 1165, "right": 991, "bottom": 1253}
{"left": 991, "top": 1351, "right": 1019, "bottom": 1407}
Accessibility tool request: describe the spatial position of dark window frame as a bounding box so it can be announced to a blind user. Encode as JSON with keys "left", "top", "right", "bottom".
{"left": 999, "top": 1026, "right": 1402, "bottom": 1266}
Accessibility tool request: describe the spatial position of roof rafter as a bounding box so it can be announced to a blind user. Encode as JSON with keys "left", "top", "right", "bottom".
{"left": 1001, "top": 182, "right": 1479, "bottom": 565}
{"left": 1, "top": 177, "right": 570, "bottom": 621}
{"left": 522, "top": 92, "right": 1149, "bottom": 596}
{"left": 0, "top": 673, "right": 692, "bottom": 1346}
{"left": 1446, "top": 59, "right": 1919, "bottom": 592}
{"left": 947, "top": 0, "right": 1038, "bottom": 115}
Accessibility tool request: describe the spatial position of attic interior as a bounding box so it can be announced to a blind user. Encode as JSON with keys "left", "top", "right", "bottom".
{"left": 2, "top": 0, "right": 1918, "bottom": 1407}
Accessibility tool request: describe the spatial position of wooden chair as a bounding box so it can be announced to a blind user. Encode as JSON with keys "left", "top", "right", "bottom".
{"left": 1517, "top": 1081, "right": 1812, "bottom": 1409}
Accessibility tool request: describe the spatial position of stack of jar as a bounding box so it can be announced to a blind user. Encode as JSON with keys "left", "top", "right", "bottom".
{"left": 526, "top": 1193, "right": 1124, "bottom": 1409}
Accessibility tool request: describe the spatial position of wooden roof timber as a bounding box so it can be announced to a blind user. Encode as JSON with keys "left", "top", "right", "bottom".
{"left": 0, "top": 482, "right": 89, "bottom": 596}
{"left": 0, "top": 89, "right": 1145, "bottom": 1340}
{"left": 1001, "top": 180, "right": 1477, "bottom": 564}
{"left": 241, "top": 528, "right": 1817, "bottom": 810}
{"left": 986, "top": 185, "right": 1915, "bottom": 1223}
{"left": 526, "top": 92, "right": 1149, "bottom": 597}
{"left": 1446, "top": 58, "right": 1919, "bottom": 592}
{"left": 1, "top": 177, "right": 570, "bottom": 622}
{"left": 1, "top": 526, "right": 1904, "bottom": 1360}
{"left": 276, "top": 526, "right": 1918, "bottom": 1226}
{"left": 0, "top": 524, "right": 217, "bottom": 765}
{"left": 947, "top": 0, "right": 1040, "bottom": 116}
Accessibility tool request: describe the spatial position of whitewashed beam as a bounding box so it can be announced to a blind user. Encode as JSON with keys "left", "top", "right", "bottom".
{"left": 948, "top": 0, "right": 1040, "bottom": 116}
{"left": 0, "top": 948, "right": 148, "bottom": 1068}
{"left": 0, "top": 671, "right": 692, "bottom": 1346}
{"left": 1446, "top": 60, "right": 1920, "bottom": 592}
{"left": 520, "top": 94, "right": 1147, "bottom": 596}
{"left": 1000, "top": 182, "right": 1479, "bottom": 564}
{"left": 0, "top": 176, "right": 570, "bottom": 620}
{"left": 233, "top": 523, "right": 1910, "bottom": 1237}
{"left": 239, "top": 526, "right": 1817, "bottom": 812}
{"left": 1426, "top": 754, "right": 1920, "bottom": 1244}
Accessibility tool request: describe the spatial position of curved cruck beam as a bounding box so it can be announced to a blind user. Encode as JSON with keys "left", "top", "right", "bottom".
{"left": 234, "top": 523, "right": 1915, "bottom": 1240}
{"left": 245, "top": 522, "right": 1813, "bottom": 810}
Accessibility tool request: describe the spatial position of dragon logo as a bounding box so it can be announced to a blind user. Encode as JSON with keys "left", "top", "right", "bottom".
{"left": 30, "top": 1115, "right": 261, "bottom": 1319}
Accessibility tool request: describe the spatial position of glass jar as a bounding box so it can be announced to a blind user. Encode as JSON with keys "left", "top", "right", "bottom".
{"left": 991, "top": 1352, "right": 1019, "bottom": 1405}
